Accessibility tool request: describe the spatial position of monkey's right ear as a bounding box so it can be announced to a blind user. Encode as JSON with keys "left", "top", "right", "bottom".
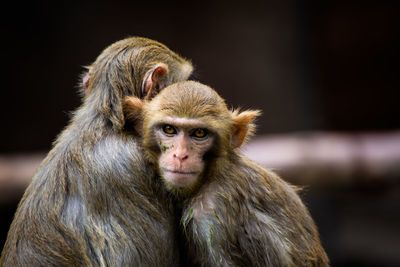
{"left": 124, "top": 96, "right": 145, "bottom": 135}
{"left": 143, "top": 63, "right": 169, "bottom": 100}
{"left": 230, "top": 110, "right": 261, "bottom": 148}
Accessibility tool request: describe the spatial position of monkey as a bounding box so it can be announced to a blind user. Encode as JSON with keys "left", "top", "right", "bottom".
{"left": 0, "top": 37, "right": 193, "bottom": 266}
{"left": 124, "top": 81, "right": 330, "bottom": 267}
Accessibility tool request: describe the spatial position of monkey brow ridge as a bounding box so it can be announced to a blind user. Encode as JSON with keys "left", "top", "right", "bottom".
{"left": 161, "top": 116, "right": 209, "bottom": 129}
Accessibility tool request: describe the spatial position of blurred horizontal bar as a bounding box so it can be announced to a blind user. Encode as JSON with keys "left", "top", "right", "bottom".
{"left": 243, "top": 131, "right": 400, "bottom": 187}
{"left": 1, "top": 131, "right": 400, "bottom": 203}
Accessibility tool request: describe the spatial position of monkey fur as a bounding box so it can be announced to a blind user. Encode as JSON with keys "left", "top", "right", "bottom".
{"left": 125, "top": 81, "right": 330, "bottom": 267}
{"left": 1, "top": 37, "right": 193, "bottom": 266}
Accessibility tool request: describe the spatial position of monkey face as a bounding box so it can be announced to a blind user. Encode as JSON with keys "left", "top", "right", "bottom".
{"left": 124, "top": 81, "right": 260, "bottom": 195}
{"left": 155, "top": 117, "right": 215, "bottom": 190}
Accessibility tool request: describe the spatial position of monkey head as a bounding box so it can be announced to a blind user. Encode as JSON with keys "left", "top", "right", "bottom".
{"left": 83, "top": 37, "right": 193, "bottom": 98}
{"left": 125, "top": 81, "right": 260, "bottom": 196}
{"left": 79, "top": 37, "right": 193, "bottom": 131}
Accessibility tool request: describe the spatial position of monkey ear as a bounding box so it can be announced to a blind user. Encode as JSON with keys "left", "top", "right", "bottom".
{"left": 143, "top": 63, "right": 169, "bottom": 100}
{"left": 124, "top": 96, "right": 145, "bottom": 135}
{"left": 82, "top": 68, "right": 92, "bottom": 95}
{"left": 230, "top": 110, "right": 261, "bottom": 148}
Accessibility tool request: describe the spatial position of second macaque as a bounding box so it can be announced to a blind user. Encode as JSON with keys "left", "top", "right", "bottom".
{"left": 1, "top": 37, "right": 193, "bottom": 266}
{"left": 125, "top": 81, "right": 329, "bottom": 266}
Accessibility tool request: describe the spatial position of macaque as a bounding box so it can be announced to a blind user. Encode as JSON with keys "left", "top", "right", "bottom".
{"left": 125, "top": 81, "right": 330, "bottom": 267}
{"left": 1, "top": 37, "right": 193, "bottom": 266}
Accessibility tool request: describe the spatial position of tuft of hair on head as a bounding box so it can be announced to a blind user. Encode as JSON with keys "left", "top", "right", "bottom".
{"left": 230, "top": 108, "right": 261, "bottom": 149}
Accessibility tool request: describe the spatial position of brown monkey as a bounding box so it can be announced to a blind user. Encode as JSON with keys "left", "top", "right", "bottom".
{"left": 125, "top": 81, "right": 330, "bottom": 267}
{"left": 1, "top": 37, "right": 193, "bottom": 266}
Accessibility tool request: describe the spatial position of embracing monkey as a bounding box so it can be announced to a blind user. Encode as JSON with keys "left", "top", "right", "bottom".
{"left": 1, "top": 37, "right": 193, "bottom": 266}
{"left": 125, "top": 81, "right": 330, "bottom": 267}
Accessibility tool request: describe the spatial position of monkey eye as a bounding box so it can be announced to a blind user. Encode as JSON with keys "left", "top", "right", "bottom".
{"left": 191, "top": 128, "right": 208, "bottom": 139}
{"left": 162, "top": 124, "right": 177, "bottom": 135}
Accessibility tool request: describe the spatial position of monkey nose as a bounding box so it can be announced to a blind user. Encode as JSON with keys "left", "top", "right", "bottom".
{"left": 173, "top": 153, "right": 189, "bottom": 162}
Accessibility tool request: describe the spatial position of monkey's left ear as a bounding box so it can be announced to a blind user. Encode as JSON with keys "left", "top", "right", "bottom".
{"left": 143, "top": 63, "right": 169, "bottom": 100}
{"left": 230, "top": 110, "right": 261, "bottom": 148}
{"left": 81, "top": 68, "right": 92, "bottom": 95}
{"left": 124, "top": 96, "right": 145, "bottom": 135}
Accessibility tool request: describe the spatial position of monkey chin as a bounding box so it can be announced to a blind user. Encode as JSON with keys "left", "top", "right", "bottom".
{"left": 161, "top": 169, "right": 200, "bottom": 189}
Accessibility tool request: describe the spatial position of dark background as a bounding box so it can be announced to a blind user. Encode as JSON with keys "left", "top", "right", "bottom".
{"left": 1, "top": 1, "right": 399, "bottom": 266}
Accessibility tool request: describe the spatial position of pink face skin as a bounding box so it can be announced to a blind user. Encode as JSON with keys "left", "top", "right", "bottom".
{"left": 155, "top": 117, "right": 215, "bottom": 189}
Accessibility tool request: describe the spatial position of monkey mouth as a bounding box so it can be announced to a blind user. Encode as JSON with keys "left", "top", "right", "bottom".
{"left": 161, "top": 168, "right": 200, "bottom": 186}
{"left": 163, "top": 169, "right": 199, "bottom": 176}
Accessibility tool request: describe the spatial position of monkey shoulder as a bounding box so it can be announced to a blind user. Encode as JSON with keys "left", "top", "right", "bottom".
{"left": 232, "top": 157, "right": 327, "bottom": 266}
{"left": 92, "top": 134, "right": 148, "bottom": 173}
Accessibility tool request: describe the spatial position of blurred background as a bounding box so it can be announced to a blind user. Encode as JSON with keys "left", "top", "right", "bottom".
{"left": 1, "top": 0, "right": 399, "bottom": 266}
